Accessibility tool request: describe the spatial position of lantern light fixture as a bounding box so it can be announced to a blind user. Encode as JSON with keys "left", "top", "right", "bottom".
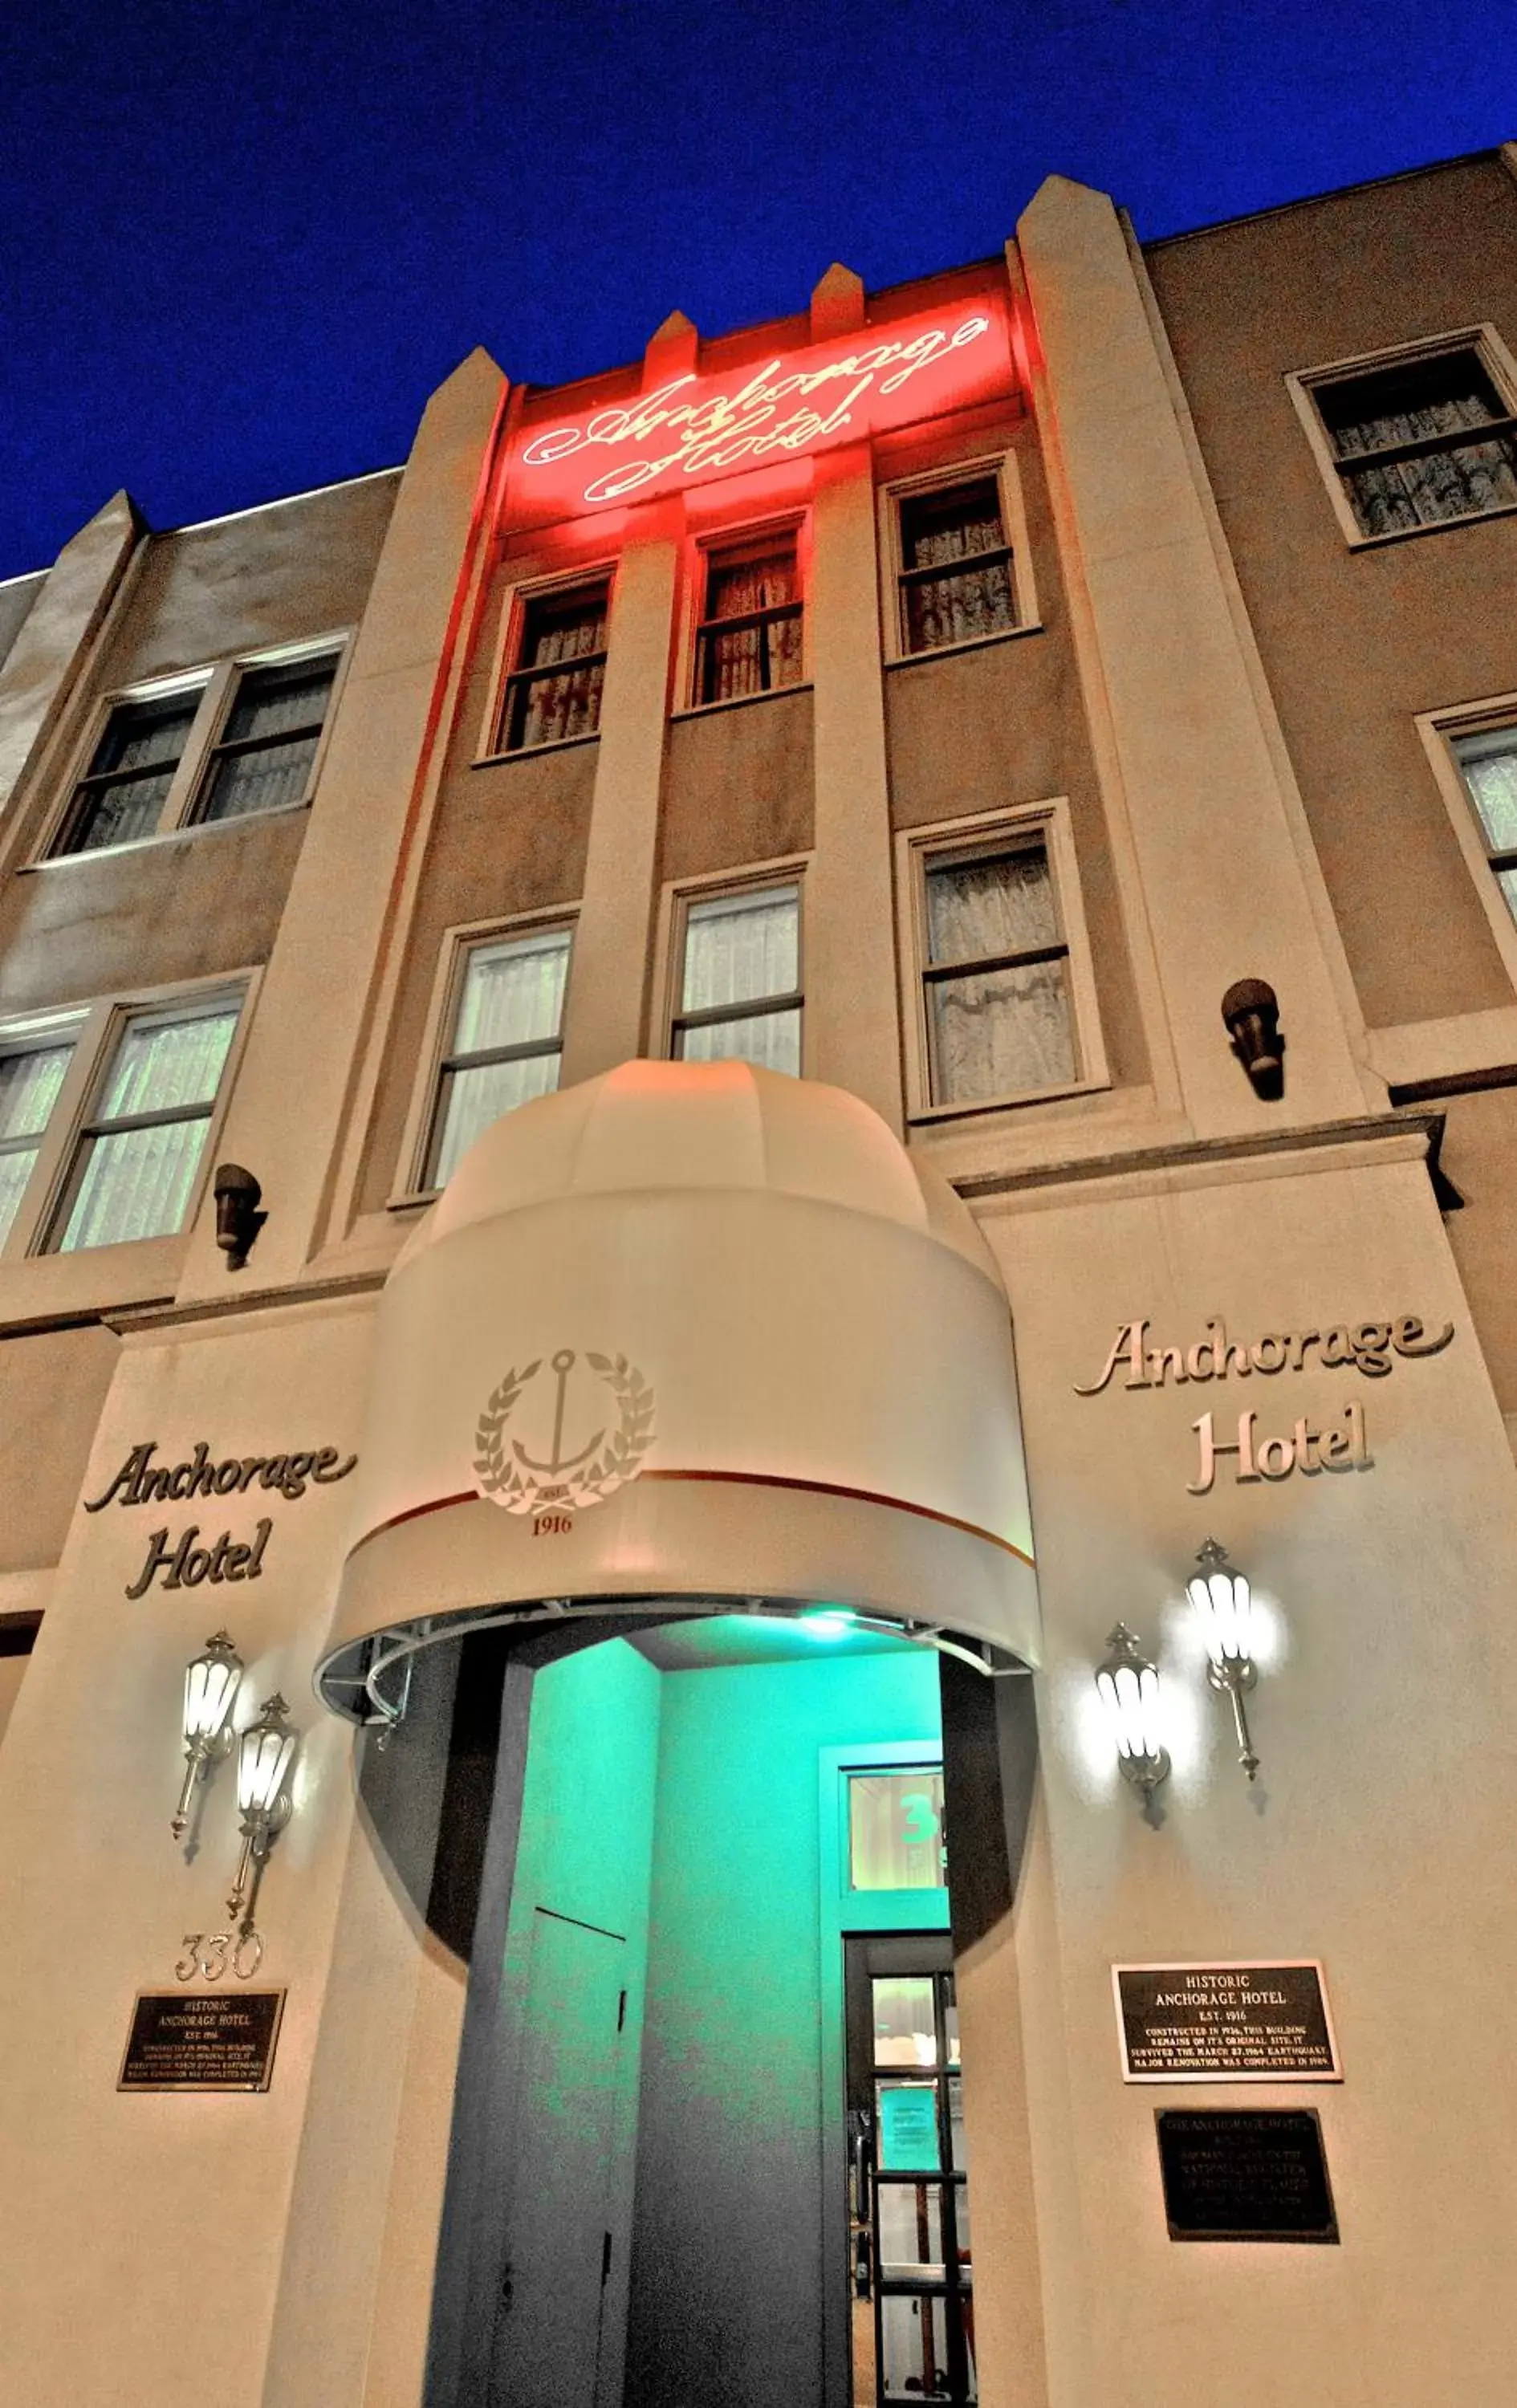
{"left": 1095, "top": 1622, "right": 1170, "bottom": 1805}
{"left": 1187, "top": 1538, "right": 1261, "bottom": 1781}
{"left": 171, "top": 1630, "right": 244, "bottom": 1839}
{"left": 226, "top": 1693, "right": 300, "bottom": 1935}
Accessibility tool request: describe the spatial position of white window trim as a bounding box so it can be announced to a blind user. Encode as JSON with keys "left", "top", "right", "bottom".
{"left": 0, "top": 968, "right": 255, "bottom": 1263}
{"left": 474, "top": 561, "right": 617, "bottom": 766}
{"left": 1416, "top": 692, "right": 1517, "bottom": 994}
{"left": 392, "top": 905, "right": 578, "bottom": 1206}
{"left": 895, "top": 798, "right": 1108, "bottom": 1125}
{"left": 671, "top": 511, "right": 812, "bottom": 718}
{"left": 35, "top": 634, "right": 350, "bottom": 865}
{"left": 877, "top": 451, "right": 1040, "bottom": 667}
{"left": 651, "top": 854, "right": 811, "bottom": 1072}
{"left": 1287, "top": 325, "right": 1517, "bottom": 551}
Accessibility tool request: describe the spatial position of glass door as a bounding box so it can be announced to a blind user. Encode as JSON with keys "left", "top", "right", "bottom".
{"left": 845, "top": 1935, "right": 974, "bottom": 2406}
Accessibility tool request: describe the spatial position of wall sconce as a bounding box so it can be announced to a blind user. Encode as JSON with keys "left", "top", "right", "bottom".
{"left": 171, "top": 1630, "right": 243, "bottom": 1838}
{"left": 1095, "top": 1623, "right": 1170, "bottom": 1805}
{"left": 213, "top": 1162, "right": 266, "bottom": 1271}
{"left": 1221, "top": 978, "right": 1283, "bottom": 1100}
{"left": 1187, "top": 1538, "right": 1261, "bottom": 1781}
{"left": 226, "top": 1694, "right": 299, "bottom": 1935}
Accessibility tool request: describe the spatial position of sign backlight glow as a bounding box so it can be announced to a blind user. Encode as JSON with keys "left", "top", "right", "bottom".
{"left": 510, "top": 303, "right": 1014, "bottom": 517}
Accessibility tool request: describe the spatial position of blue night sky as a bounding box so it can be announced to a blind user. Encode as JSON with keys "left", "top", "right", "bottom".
{"left": 3, "top": 0, "right": 1513, "bottom": 576}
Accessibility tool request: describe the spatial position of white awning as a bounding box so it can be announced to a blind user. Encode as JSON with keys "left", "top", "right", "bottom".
{"left": 318, "top": 1060, "right": 1039, "bottom": 1721}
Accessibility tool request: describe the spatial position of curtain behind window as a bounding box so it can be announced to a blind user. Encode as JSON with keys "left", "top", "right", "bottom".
{"left": 0, "top": 1043, "right": 73, "bottom": 1246}
{"left": 69, "top": 698, "right": 198, "bottom": 851}
{"left": 925, "top": 851, "right": 1072, "bottom": 1103}
{"left": 431, "top": 930, "right": 570, "bottom": 1187}
{"left": 1455, "top": 730, "right": 1517, "bottom": 920}
{"left": 702, "top": 549, "right": 802, "bottom": 702}
{"left": 515, "top": 596, "right": 608, "bottom": 748}
{"left": 901, "top": 483, "right": 1016, "bottom": 653}
{"left": 57, "top": 1010, "right": 237, "bottom": 1252}
{"left": 1326, "top": 357, "right": 1517, "bottom": 535}
{"left": 677, "top": 885, "right": 800, "bottom": 1074}
{"left": 199, "top": 660, "right": 336, "bottom": 823}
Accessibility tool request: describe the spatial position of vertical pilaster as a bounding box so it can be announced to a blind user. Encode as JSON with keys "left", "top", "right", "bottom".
{"left": 807, "top": 445, "right": 903, "bottom": 1130}
{"left": 1016, "top": 176, "right": 1366, "bottom": 1136}
{"left": 556, "top": 515, "right": 679, "bottom": 1087}
{"left": 0, "top": 490, "right": 141, "bottom": 832}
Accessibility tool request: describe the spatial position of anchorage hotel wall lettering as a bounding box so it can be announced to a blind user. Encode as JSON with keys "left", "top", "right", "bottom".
{"left": 1074, "top": 1314, "right": 1454, "bottom": 1495}
{"left": 85, "top": 1440, "right": 357, "bottom": 1599}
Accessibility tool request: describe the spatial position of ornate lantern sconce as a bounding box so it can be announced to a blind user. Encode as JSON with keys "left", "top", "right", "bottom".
{"left": 1095, "top": 1623, "right": 1170, "bottom": 1807}
{"left": 226, "top": 1694, "right": 300, "bottom": 1937}
{"left": 171, "top": 1631, "right": 244, "bottom": 1838}
{"left": 1187, "top": 1538, "right": 1261, "bottom": 1781}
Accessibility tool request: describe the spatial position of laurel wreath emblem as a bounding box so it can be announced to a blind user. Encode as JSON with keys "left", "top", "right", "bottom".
{"left": 473, "top": 1351, "right": 656, "bottom": 1516}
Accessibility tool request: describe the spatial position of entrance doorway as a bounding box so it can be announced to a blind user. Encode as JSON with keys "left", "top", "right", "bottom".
{"left": 426, "top": 1613, "right": 1000, "bottom": 2408}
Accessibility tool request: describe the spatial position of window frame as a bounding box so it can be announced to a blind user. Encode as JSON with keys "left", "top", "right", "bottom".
{"left": 39, "top": 636, "right": 348, "bottom": 864}
{"left": 1417, "top": 692, "right": 1517, "bottom": 993}
{"left": 878, "top": 452, "right": 1039, "bottom": 667}
{"left": 0, "top": 971, "right": 252, "bottom": 1263}
{"left": 653, "top": 855, "right": 810, "bottom": 1074}
{"left": 1287, "top": 327, "right": 1517, "bottom": 551}
{"left": 484, "top": 569, "right": 615, "bottom": 760}
{"left": 895, "top": 799, "right": 1107, "bottom": 1124}
{"left": 677, "top": 514, "right": 811, "bottom": 716}
{"left": 393, "top": 906, "right": 578, "bottom": 1206}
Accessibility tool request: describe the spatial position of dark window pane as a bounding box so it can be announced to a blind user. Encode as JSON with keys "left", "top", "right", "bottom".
{"left": 1318, "top": 353, "right": 1517, "bottom": 535}
{"left": 87, "top": 697, "right": 198, "bottom": 778}
{"left": 60, "top": 695, "right": 198, "bottom": 853}
{"left": 222, "top": 658, "right": 335, "bottom": 745}
{"left": 901, "top": 478, "right": 1005, "bottom": 569}
{"left": 504, "top": 588, "right": 610, "bottom": 750}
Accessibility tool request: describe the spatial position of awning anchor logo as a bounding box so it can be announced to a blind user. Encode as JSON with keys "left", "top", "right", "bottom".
{"left": 474, "top": 1348, "right": 655, "bottom": 1518}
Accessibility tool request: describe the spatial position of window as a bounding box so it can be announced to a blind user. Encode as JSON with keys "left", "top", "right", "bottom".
{"left": 694, "top": 531, "right": 803, "bottom": 704}
{"left": 670, "top": 881, "right": 802, "bottom": 1074}
{"left": 895, "top": 474, "right": 1017, "bottom": 655}
{"left": 1296, "top": 337, "right": 1517, "bottom": 541}
{"left": 191, "top": 656, "right": 337, "bottom": 825}
{"left": 425, "top": 925, "right": 571, "bottom": 1190}
{"left": 1450, "top": 724, "right": 1517, "bottom": 922}
{"left": 899, "top": 803, "right": 1104, "bottom": 1118}
{"left": 48, "top": 1000, "right": 241, "bottom": 1252}
{"left": 0, "top": 987, "right": 245, "bottom": 1261}
{"left": 51, "top": 647, "right": 341, "bottom": 858}
{"left": 499, "top": 583, "right": 609, "bottom": 752}
{"left": 0, "top": 1031, "right": 77, "bottom": 1248}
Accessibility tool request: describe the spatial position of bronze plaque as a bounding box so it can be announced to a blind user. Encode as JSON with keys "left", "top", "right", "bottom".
{"left": 1157, "top": 2109, "right": 1339, "bottom": 2242}
{"left": 118, "top": 1990, "right": 285, "bottom": 2093}
{"left": 1114, "top": 1960, "right": 1339, "bottom": 2082}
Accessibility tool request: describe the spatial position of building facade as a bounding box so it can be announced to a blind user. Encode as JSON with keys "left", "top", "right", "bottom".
{"left": 2, "top": 148, "right": 1517, "bottom": 2406}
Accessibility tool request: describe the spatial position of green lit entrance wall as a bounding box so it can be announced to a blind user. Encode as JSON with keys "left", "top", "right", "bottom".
{"left": 509, "top": 1632, "right": 943, "bottom": 2408}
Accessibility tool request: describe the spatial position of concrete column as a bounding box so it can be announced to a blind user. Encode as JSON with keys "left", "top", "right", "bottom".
{"left": 807, "top": 444, "right": 903, "bottom": 1130}
{"left": 174, "top": 348, "right": 508, "bottom": 1297}
{"left": 556, "top": 512, "right": 679, "bottom": 1088}
{"left": 0, "top": 490, "right": 141, "bottom": 828}
{"left": 1016, "top": 177, "right": 1366, "bottom": 1137}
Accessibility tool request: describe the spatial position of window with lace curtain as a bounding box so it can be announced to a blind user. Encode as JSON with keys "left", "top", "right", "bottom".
{"left": 1451, "top": 725, "right": 1517, "bottom": 923}
{"left": 898, "top": 803, "right": 1104, "bottom": 1117}
{"left": 894, "top": 474, "right": 1018, "bottom": 656}
{"left": 50, "top": 649, "right": 340, "bottom": 857}
{"left": 47, "top": 999, "right": 242, "bottom": 1253}
{"left": 694, "top": 531, "right": 803, "bottom": 705}
{"left": 669, "top": 880, "right": 803, "bottom": 1075}
{"left": 422, "top": 924, "right": 573, "bottom": 1190}
{"left": 499, "top": 583, "right": 610, "bottom": 751}
{"left": 1294, "top": 336, "right": 1517, "bottom": 543}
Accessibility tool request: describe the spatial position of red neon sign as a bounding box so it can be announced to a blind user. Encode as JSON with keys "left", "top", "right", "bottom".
{"left": 511, "top": 302, "right": 1014, "bottom": 516}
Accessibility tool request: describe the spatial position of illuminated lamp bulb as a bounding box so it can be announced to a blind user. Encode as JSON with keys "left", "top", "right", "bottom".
{"left": 171, "top": 1631, "right": 243, "bottom": 1839}
{"left": 1095, "top": 1624, "right": 1170, "bottom": 1804}
{"left": 799, "top": 1611, "right": 856, "bottom": 1642}
{"left": 226, "top": 1694, "right": 300, "bottom": 1936}
{"left": 1187, "top": 1539, "right": 1261, "bottom": 1782}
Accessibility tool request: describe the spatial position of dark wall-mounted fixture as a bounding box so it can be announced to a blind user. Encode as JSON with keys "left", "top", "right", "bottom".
{"left": 214, "top": 1163, "right": 266, "bottom": 1271}
{"left": 1221, "top": 978, "right": 1283, "bottom": 1100}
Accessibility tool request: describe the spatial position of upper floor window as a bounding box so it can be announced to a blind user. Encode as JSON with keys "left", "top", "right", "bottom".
{"left": 670, "top": 880, "right": 802, "bottom": 1075}
{"left": 1450, "top": 724, "right": 1517, "bottom": 921}
{"left": 1293, "top": 336, "right": 1517, "bottom": 543}
{"left": 0, "top": 986, "right": 245, "bottom": 1259}
{"left": 51, "top": 648, "right": 341, "bottom": 859}
{"left": 500, "top": 583, "right": 608, "bottom": 752}
{"left": 897, "top": 802, "right": 1106, "bottom": 1120}
{"left": 424, "top": 925, "right": 571, "bottom": 1191}
{"left": 694, "top": 531, "right": 803, "bottom": 705}
{"left": 895, "top": 474, "right": 1017, "bottom": 655}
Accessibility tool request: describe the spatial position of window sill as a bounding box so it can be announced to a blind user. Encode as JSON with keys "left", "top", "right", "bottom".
{"left": 24, "top": 801, "right": 311, "bottom": 872}
{"left": 907, "top": 1073, "right": 1111, "bottom": 1126}
{"left": 884, "top": 623, "right": 1043, "bottom": 673}
{"left": 385, "top": 1190, "right": 438, "bottom": 1214}
{"left": 471, "top": 731, "right": 602, "bottom": 769}
{"left": 669, "top": 683, "right": 814, "bottom": 726}
{"left": 1342, "top": 498, "right": 1517, "bottom": 551}
{"left": 0, "top": 1235, "right": 186, "bottom": 1333}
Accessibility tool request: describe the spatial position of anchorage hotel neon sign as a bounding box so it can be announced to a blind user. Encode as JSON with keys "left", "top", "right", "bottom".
{"left": 511, "top": 304, "right": 1014, "bottom": 513}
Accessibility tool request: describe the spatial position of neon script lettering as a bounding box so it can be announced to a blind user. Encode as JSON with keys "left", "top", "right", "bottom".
{"left": 515, "top": 311, "right": 1007, "bottom": 510}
